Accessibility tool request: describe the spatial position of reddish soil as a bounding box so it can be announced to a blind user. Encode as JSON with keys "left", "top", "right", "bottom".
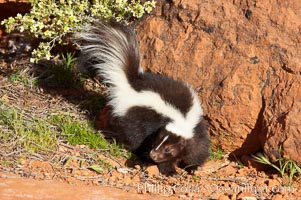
{"left": 0, "top": 172, "right": 167, "bottom": 200}
{"left": 0, "top": 158, "right": 300, "bottom": 200}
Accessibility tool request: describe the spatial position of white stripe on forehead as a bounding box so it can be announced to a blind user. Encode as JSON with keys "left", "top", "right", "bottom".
{"left": 155, "top": 135, "right": 170, "bottom": 151}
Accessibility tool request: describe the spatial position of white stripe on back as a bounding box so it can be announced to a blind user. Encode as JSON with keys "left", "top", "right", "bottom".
{"left": 77, "top": 25, "right": 203, "bottom": 139}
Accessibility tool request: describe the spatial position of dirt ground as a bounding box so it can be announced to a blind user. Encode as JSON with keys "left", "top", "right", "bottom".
{"left": 0, "top": 158, "right": 300, "bottom": 200}
{"left": 0, "top": 172, "right": 169, "bottom": 200}
{"left": 0, "top": 35, "right": 300, "bottom": 200}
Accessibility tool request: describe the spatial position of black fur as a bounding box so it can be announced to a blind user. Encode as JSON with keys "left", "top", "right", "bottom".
{"left": 106, "top": 106, "right": 170, "bottom": 151}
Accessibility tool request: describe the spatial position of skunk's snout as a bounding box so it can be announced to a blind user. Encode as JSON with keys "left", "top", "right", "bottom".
{"left": 150, "top": 149, "right": 169, "bottom": 163}
{"left": 149, "top": 149, "right": 157, "bottom": 160}
{"left": 150, "top": 149, "right": 171, "bottom": 163}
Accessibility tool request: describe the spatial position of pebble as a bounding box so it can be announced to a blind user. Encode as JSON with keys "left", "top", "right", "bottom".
{"left": 134, "top": 164, "right": 141, "bottom": 170}
{"left": 237, "top": 192, "right": 257, "bottom": 200}
{"left": 271, "top": 194, "right": 283, "bottom": 200}
{"left": 218, "top": 194, "right": 231, "bottom": 200}
{"left": 117, "top": 167, "right": 131, "bottom": 174}
{"left": 145, "top": 165, "right": 160, "bottom": 176}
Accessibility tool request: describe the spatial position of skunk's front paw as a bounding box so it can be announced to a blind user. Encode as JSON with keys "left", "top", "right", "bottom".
{"left": 158, "top": 162, "right": 176, "bottom": 176}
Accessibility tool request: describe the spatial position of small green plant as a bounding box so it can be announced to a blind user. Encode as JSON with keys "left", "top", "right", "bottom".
{"left": 1, "top": 0, "right": 156, "bottom": 63}
{"left": 62, "top": 52, "right": 78, "bottom": 70}
{"left": 51, "top": 114, "right": 108, "bottom": 149}
{"left": 8, "top": 71, "right": 38, "bottom": 86}
{"left": 252, "top": 152, "right": 301, "bottom": 184}
{"left": 232, "top": 153, "right": 245, "bottom": 168}
{"left": 108, "top": 139, "right": 130, "bottom": 158}
{"left": 88, "top": 164, "right": 103, "bottom": 173}
{"left": 51, "top": 114, "right": 129, "bottom": 158}
{"left": 40, "top": 52, "right": 82, "bottom": 88}
{"left": 98, "top": 158, "right": 113, "bottom": 169}
{"left": 209, "top": 147, "right": 225, "bottom": 161}
{"left": 19, "top": 119, "right": 58, "bottom": 153}
{"left": 191, "top": 175, "right": 201, "bottom": 181}
{"left": 0, "top": 106, "right": 57, "bottom": 153}
{"left": 87, "top": 157, "right": 116, "bottom": 173}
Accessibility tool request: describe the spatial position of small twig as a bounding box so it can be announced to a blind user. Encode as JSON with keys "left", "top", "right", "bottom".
{"left": 0, "top": 84, "right": 13, "bottom": 89}
{"left": 2, "top": 149, "right": 24, "bottom": 157}
{"left": 198, "top": 176, "right": 252, "bottom": 183}
{"left": 59, "top": 141, "right": 92, "bottom": 154}
{"left": 107, "top": 155, "right": 123, "bottom": 167}
{"left": 72, "top": 175, "right": 106, "bottom": 183}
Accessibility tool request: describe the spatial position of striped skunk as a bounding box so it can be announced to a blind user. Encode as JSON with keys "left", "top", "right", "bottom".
{"left": 74, "top": 21, "right": 210, "bottom": 175}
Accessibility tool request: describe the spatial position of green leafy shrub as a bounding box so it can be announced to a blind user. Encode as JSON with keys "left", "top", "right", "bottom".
{"left": 1, "top": 0, "right": 156, "bottom": 63}
{"left": 253, "top": 152, "right": 301, "bottom": 185}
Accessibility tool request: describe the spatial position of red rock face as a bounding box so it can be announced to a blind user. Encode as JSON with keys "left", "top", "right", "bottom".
{"left": 136, "top": 0, "right": 301, "bottom": 165}
{"left": 262, "top": 70, "right": 301, "bottom": 164}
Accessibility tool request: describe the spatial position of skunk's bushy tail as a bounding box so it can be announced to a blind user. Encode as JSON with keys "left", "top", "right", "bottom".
{"left": 75, "top": 21, "right": 203, "bottom": 140}
{"left": 74, "top": 21, "right": 142, "bottom": 87}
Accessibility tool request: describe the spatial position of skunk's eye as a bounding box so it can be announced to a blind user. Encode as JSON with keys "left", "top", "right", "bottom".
{"left": 164, "top": 147, "right": 171, "bottom": 154}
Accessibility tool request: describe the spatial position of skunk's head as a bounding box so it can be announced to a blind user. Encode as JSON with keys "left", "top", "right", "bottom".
{"left": 149, "top": 129, "right": 187, "bottom": 163}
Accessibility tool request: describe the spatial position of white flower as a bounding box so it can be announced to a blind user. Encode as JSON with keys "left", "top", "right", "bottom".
{"left": 19, "top": 26, "right": 25, "bottom": 32}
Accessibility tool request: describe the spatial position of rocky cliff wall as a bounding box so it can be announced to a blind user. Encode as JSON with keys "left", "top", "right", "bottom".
{"left": 136, "top": 0, "right": 301, "bottom": 165}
